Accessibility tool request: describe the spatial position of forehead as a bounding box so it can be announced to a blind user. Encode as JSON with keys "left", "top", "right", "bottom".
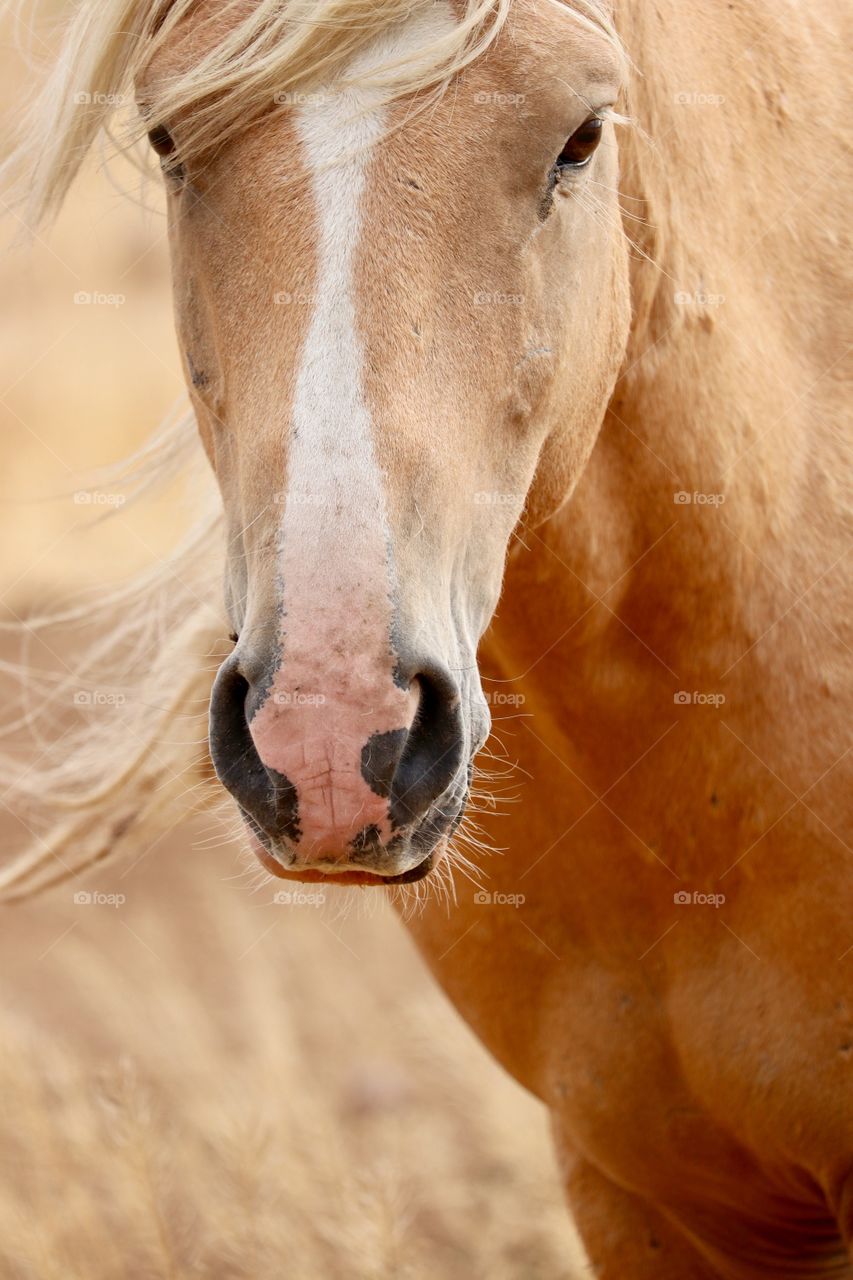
{"left": 141, "top": 0, "right": 624, "bottom": 119}
{"left": 488, "top": 0, "right": 623, "bottom": 89}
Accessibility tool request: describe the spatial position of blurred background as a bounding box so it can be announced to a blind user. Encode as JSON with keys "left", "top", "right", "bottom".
{"left": 0, "top": 12, "right": 585, "bottom": 1278}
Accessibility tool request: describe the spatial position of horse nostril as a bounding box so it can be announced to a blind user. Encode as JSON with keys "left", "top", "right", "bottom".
{"left": 209, "top": 662, "right": 251, "bottom": 794}
{"left": 208, "top": 657, "right": 300, "bottom": 844}
{"left": 386, "top": 669, "right": 465, "bottom": 828}
{"left": 212, "top": 649, "right": 466, "bottom": 855}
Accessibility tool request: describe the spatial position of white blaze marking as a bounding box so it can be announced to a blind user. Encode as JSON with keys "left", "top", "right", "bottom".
{"left": 287, "top": 70, "right": 390, "bottom": 582}
{"left": 250, "top": 7, "right": 455, "bottom": 857}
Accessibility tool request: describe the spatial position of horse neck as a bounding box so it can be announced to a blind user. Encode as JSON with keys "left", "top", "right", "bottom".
{"left": 484, "top": 0, "right": 849, "bottom": 758}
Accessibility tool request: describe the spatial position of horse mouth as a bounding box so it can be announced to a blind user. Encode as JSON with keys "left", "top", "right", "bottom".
{"left": 249, "top": 834, "right": 437, "bottom": 887}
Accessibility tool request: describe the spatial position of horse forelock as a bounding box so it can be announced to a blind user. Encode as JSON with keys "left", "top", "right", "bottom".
{"left": 4, "top": 0, "right": 628, "bottom": 228}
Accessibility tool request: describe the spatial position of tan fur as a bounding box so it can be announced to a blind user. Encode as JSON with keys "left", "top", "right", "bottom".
{"left": 406, "top": 4, "right": 853, "bottom": 1274}
{"left": 3, "top": 0, "right": 852, "bottom": 1273}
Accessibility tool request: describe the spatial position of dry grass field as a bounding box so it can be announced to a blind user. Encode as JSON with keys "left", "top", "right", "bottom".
{"left": 0, "top": 819, "right": 585, "bottom": 1280}
{"left": 0, "top": 14, "right": 586, "bottom": 1279}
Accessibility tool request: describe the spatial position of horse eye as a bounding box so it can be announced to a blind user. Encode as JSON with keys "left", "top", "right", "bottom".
{"left": 147, "top": 124, "right": 175, "bottom": 157}
{"left": 147, "top": 124, "right": 186, "bottom": 181}
{"left": 556, "top": 116, "right": 603, "bottom": 169}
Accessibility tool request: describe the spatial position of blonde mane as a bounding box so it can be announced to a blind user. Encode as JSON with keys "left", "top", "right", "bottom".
{"left": 0, "top": 0, "right": 621, "bottom": 903}
{"left": 3, "top": 0, "right": 624, "bottom": 224}
{"left": 7, "top": 0, "right": 517, "bottom": 225}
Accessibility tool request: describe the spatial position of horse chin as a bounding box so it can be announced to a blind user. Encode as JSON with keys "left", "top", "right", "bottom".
{"left": 247, "top": 832, "right": 441, "bottom": 887}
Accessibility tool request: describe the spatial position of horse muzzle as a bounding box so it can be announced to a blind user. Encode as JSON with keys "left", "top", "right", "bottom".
{"left": 208, "top": 647, "right": 469, "bottom": 882}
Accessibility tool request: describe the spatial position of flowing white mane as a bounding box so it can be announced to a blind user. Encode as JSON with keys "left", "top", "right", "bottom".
{"left": 3, "top": 0, "right": 620, "bottom": 223}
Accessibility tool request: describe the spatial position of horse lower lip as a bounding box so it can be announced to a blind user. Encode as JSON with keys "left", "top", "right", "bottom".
{"left": 383, "top": 854, "right": 434, "bottom": 884}
{"left": 260, "top": 860, "right": 433, "bottom": 887}
{"left": 246, "top": 829, "right": 435, "bottom": 886}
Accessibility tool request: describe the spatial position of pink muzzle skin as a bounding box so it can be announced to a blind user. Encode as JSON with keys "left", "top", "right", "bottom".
{"left": 248, "top": 636, "right": 420, "bottom": 862}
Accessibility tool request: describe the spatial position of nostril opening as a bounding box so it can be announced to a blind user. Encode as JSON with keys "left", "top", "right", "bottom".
{"left": 232, "top": 671, "right": 249, "bottom": 708}
{"left": 389, "top": 669, "right": 464, "bottom": 828}
{"left": 209, "top": 663, "right": 252, "bottom": 791}
{"left": 209, "top": 657, "right": 299, "bottom": 844}
{"left": 409, "top": 673, "right": 442, "bottom": 739}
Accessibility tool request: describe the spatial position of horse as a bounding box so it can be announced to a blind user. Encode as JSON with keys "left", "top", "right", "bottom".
{"left": 2, "top": 0, "right": 851, "bottom": 1274}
